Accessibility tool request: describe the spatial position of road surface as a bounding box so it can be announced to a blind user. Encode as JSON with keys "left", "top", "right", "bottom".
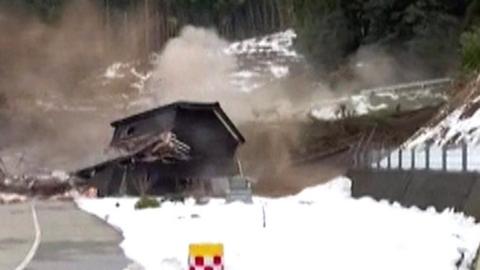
{"left": 0, "top": 200, "right": 140, "bottom": 270}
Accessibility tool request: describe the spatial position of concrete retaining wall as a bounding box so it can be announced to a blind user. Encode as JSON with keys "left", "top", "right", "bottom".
{"left": 347, "top": 169, "right": 480, "bottom": 220}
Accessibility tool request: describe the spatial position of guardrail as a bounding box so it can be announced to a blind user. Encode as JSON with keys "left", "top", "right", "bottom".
{"left": 359, "top": 77, "right": 453, "bottom": 95}
{"left": 311, "top": 77, "right": 452, "bottom": 109}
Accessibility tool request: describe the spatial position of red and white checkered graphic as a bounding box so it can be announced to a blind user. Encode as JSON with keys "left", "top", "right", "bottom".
{"left": 188, "top": 255, "right": 224, "bottom": 270}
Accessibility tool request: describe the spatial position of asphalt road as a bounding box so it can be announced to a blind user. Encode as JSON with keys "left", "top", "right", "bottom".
{"left": 0, "top": 203, "right": 34, "bottom": 270}
{"left": 0, "top": 201, "right": 140, "bottom": 270}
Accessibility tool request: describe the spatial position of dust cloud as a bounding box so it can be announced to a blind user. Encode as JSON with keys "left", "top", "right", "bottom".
{"left": 147, "top": 26, "right": 342, "bottom": 193}
{"left": 146, "top": 25, "right": 442, "bottom": 194}
{"left": 0, "top": 1, "right": 145, "bottom": 174}
{"left": 149, "top": 25, "right": 253, "bottom": 121}
{"left": 151, "top": 26, "right": 237, "bottom": 102}
{"left": 148, "top": 25, "right": 329, "bottom": 122}
{"left": 331, "top": 44, "right": 445, "bottom": 94}
{"left": 0, "top": 0, "right": 422, "bottom": 194}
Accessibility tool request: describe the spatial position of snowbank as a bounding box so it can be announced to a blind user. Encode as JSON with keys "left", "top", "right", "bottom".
{"left": 77, "top": 177, "right": 480, "bottom": 270}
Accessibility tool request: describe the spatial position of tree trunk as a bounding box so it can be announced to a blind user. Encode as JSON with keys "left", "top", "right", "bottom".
{"left": 144, "top": 0, "right": 150, "bottom": 56}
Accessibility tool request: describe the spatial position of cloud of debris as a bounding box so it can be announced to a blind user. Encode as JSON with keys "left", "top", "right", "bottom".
{"left": 149, "top": 26, "right": 257, "bottom": 122}
{"left": 147, "top": 25, "right": 450, "bottom": 194}
{"left": 151, "top": 26, "right": 237, "bottom": 102}
{"left": 331, "top": 43, "right": 454, "bottom": 94}
{"left": 148, "top": 26, "right": 342, "bottom": 194}
{"left": 149, "top": 25, "right": 338, "bottom": 123}
{"left": 0, "top": 4, "right": 433, "bottom": 193}
{"left": 0, "top": 1, "right": 145, "bottom": 174}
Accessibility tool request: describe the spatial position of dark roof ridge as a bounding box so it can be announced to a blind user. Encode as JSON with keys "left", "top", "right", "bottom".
{"left": 110, "top": 101, "right": 245, "bottom": 143}
{"left": 111, "top": 101, "right": 217, "bottom": 127}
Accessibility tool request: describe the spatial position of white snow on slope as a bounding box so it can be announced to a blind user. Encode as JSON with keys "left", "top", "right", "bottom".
{"left": 225, "top": 29, "right": 297, "bottom": 57}
{"left": 102, "top": 61, "right": 153, "bottom": 92}
{"left": 126, "top": 29, "right": 299, "bottom": 94}
{"left": 310, "top": 84, "right": 447, "bottom": 121}
{"left": 406, "top": 98, "right": 480, "bottom": 148}
{"left": 95, "top": 29, "right": 301, "bottom": 109}
{"left": 104, "top": 62, "right": 129, "bottom": 79}
{"left": 310, "top": 95, "right": 389, "bottom": 120}
{"left": 405, "top": 76, "right": 480, "bottom": 148}
{"left": 225, "top": 29, "right": 302, "bottom": 93}
{"left": 77, "top": 177, "right": 480, "bottom": 270}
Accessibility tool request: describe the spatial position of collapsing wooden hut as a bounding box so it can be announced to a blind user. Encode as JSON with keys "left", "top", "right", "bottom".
{"left": 76, "top": 101, "right": 245, "bottom": 197}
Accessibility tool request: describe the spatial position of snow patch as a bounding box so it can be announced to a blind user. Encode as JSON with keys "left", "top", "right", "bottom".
{"left": 0, "top": 193, "right": 27, "bottom": 204}
{"left": 269, "top": 65, "right": 289, "bottom": 78}
{"left": 225, "top": 29, "right": 297, "bottom": 57}
{"left": 310, "top": 84, "right": 447, "bottom": 121}
{"left": 77, "top": 176, "right": 480, "bottom": 270}
{"left": 51, "top": 170, "right": 70, "bottom": 182}
{"left": 406, "top": 102, "right": 480, "bottom": 147}
{"left": 404, "top": 78, "right": 480, "bottom": 148}
{"left": 104, "top": 62, "right": 129, "bottom": 79}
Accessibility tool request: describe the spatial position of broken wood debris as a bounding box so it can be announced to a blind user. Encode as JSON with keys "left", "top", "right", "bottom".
{"left": 0, "top": 169, "right": 74, "bottom": 199}
{"left": 110, "top": 131, "right": 191, "bottom": 163}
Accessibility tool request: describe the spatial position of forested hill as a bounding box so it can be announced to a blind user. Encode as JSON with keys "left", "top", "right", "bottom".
{"left": 2, "top": 0, "right": 480, "bottom": 74}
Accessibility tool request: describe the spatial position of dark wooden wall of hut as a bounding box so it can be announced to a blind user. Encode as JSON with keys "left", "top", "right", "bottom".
{"left": 111, "top": 108, "right": 176, "bottom": 143}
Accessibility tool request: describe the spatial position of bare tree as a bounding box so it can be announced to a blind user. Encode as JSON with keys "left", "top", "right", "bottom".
{"left": 0, "top": 157, "right": 6, "bottom": 180}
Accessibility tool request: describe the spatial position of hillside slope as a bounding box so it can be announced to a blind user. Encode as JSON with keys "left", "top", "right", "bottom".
{"left": 405, "top": 76, "right": 480, "bottom": 147}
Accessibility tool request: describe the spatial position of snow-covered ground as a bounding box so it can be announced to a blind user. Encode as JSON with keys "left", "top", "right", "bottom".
{"left": 406, "top": 75, "right": 480, "bottom": 148}
{"left": 225, "top": 29, "right": 298, "bottom": 58}
{"left": 225, "top": 29, "right": 301, "bottom": 93}
{"left": 406, "top": 97, "right": 480, "bottom": 147}
{"left": 310, "top": 81, "right": 448, "bottom": 121}
{"left": 104, "top": 29, "right": 300, "bottom": 98}
{"left": 77, "top": 177, "right": 480, "bottom": 270}
{"left": 53, "top": 29, "right": 302, "bottom": 113}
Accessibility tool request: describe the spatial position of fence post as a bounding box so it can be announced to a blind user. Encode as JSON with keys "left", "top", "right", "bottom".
{"left": 387, "top": 149, "right": 391, "bottom": 169}
{"left": 359, "top": 149, "right": 364, "bottom": 168}
{"left": 376, "top": 149, "right": 381, "bottom": 169}
{"left": 398, "top": 148, "right": 403, "bottom": 170}
{"left": 364, "top": 148, "right": 370, "bottom": 169}
{"left": 411, "top": 148, "right": 415, "bottom": 170}
{"left": 352, "top": 149, "right": 357, "bottom": 168}
{"left": 462, "top": 141, "right": 468, "bottom": 172}
{"left": 425, "top": 144, "right": 430, "bottom": 170}
{"left": 442, "top": 145, "right": 447, "bottom": 171}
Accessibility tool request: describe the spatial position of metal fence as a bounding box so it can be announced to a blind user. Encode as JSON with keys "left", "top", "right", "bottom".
{"left": 354, "top": 142, "right": 480, "bottom": 172}
{"left": 359, "top": 77, "right": 453, "bottom": 95}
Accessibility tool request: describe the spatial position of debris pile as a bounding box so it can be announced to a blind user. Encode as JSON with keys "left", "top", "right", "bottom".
{"left": 0, "top": 192, "right": 27, "bottom": 204}
{"left": 111, "top": 131, "right": 191, "bottom": 163}
{"left": 0, "top": 167, "right": 76, "bottom": 202}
